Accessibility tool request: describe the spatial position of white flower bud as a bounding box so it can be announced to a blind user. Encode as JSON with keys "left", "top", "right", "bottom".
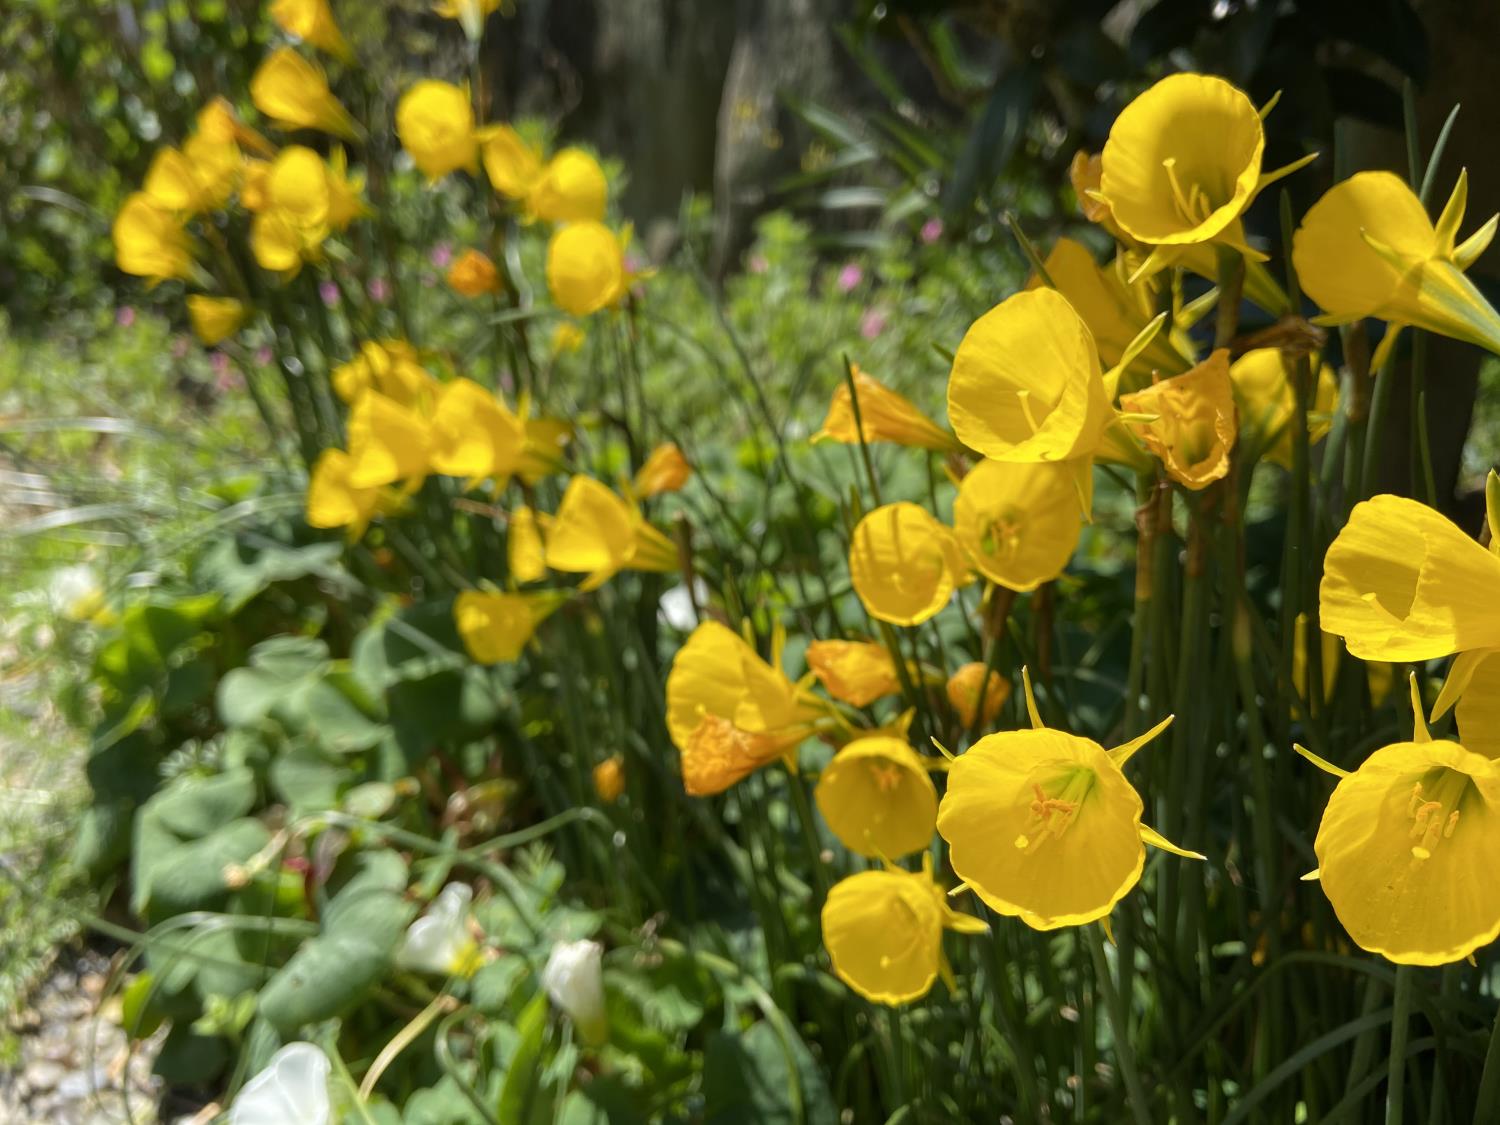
{"left": 229, "top": 1042, "right": 330, "bottom": 1125}
{"left": 541, "top": 939, "right": 607, "bottom": 1045}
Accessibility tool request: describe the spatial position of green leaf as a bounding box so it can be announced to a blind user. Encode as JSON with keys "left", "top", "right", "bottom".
{"left": 131, "top": 768, "right": 268, "bottom": 916}
{"left": 496, "top": 991, "right": 550, "bottom": 1125}
{"left": 702, "top": 1020, "right": 837, "bottom": 1125}
{"left": 217, "top": 636, "right": 330, "bottom": 727}
{"left": 193, "top": 534, "right": 346, "bottom": 611}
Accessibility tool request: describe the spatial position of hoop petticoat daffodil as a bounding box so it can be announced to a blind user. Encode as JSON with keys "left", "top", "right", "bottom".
{"left": 269, "top": 0, "right": 354, "bottom": 65}
{"left": 821, "top": 856, "right": 988, "bottom": 1006}
{"left": 396, "top": 80, "right": 478, "bottom": 182}
{"left": 936, "top": 670, "right": 1201, "bottom": 930}
{"left": 428, "top": 377, "right": 527, "bottom": 487}
{"left": 1096, "top": 73, "right": 1316, "bottom": 275}
{"left": 453, "top": 589, "right": 564, "bottom": 665}
{"left": 849, "top": 502, "right": 971, "bottom": 627}
{"left": 952, "top": 458, "right": 1085, "bottom": 592}
{"left": 1229, "top": 347, "right": 1338, "bottom": 469}
{"left": 815, "top": 735, "right": 940, "bottom": 859}
{"left": 1292, "top": 170, "right": 1500, "bottom": 368}
{"left": 250, "top": 47, "right": 359, "bottom": 141}
{"left": 543, "top": 475, "right": 677, "bottom": 591}
{"left": 811, "top": 365, "right": 960, "bottom": 453}
{"left": 1298, "top": 675, "right": 1500, "bottom": 965}
{"left": 806, "top": 639, "right": 904, "bottom": 708}
{"left": 1118, "top": 348, "right": 1238, "bottom": 491}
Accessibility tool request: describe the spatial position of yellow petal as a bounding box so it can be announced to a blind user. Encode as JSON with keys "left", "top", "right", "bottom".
{"left": 821, "top": 869, "right": 946, "bottom": 1005}
{"left": 952, "top": 458, "right": 1084, "bottom": 592}
{"left": 1118, "top": 349, "right": 1237, "bottom": 490}
{"left": 849, "top": 502, "right": 966, "bottom": 626}
{"left": 396, "top": 80, "right": 478, "bottom": 182}
{"left": 814, "top": 736, "right": 938, "bottom": 859}
{"left": 453, "top": 589, "right": 561, "bottom": 664}
{"left": 806, "top": 639, "right": 902, "bottom": 708}
{"left": 812, "top": 365, "right": 958, "bottom": 452}
{"left": 250, "top": 48, "right": 358, "bottom": 140}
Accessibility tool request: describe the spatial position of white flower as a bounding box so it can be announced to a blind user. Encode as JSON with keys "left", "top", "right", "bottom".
{"left": 541, "top": 938, "right": 607, "bottom": 1044}
{"left": 48, "top": 564, "right": 104, "bottom": 621}
{"left": 229, "top": 1042, "right": 330, "bottom": 1125}
{"left": 396, "top": 883, "right": 479, "bottom": 976}
{"left": 657, "top": 579, "right": 708, "bottom": 631}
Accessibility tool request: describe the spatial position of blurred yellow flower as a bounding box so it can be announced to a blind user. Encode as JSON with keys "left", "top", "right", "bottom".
{"left": 811, "top": 365, "right": 958, "bottom": 452}
{"left": 250, "top": 48, "right": 358, "bottom": 140}
{"left": 821, "top": 861, "right": 986, "bottom": 1005}
{"left": 806, "top": 639, "right": 901, "bottom": 708}
{"left": 332, "top": 339, "right": 438, "bottom": 410}
{"left": 446, "top": 248, "right": 502, "bottom": 297}
{"left": 1119, "top": 348, "right": 1237, "bottom": 490}
{"left": 480, "top": 124, "right": 545, "bottom": 200}
{"left": 937, "top": 674, "right": 1198, "bottom": 929}
{"left": 633, "top": 442, "right": 692, "bottom": 498}
{"left": 1320, "top": 494, "right": 1500, "bottom": 663}
{"left": 306, "top": 448, "right": 382, "bottom": 537}
{"left": 1228, "top": 348, "right": 1337, "bottom": 469}
{"left": 946, "top": 663, "right": 1010, "bottom": 730}
{"left": 543, "top": 475, "right": 677, "bottom": 590}
{"left": 1293, "top": 170, "right": 1500, "bottom": 364}
{"left": 324, "top": 147, "right": 368, "bottom": 230}
{"left": 546, "top": 222, "right": 630, "bottom": 316}
{"left": 144, "top": 139, "right": 238, "bottom": 216}
{"left": 240, "top": 160, "right": 273, "bottom": 212}
{"left": 428, "top": 378, "right": 526, "bottom": 484}
{"left": 433, "top": 0, "right": 509, "bottom": 41}
{"left": 1098, "top": 73, "right": 1313, "bottom": 263}
{"left": 269, "top": 0, "right": 353, "bottom": 63}
{"left": 196, "top": 97, "right": 275, "bottom": 158}
{"left": 849, "top": 502, "right": 968, "bottom": 626}
{"left": 508, "top": 506, "right": 549, "bottom": 584}
{"left": 953, "top": 459, "right": 1084, "bottom": 592}
{"left": 593, "top": 754, "right": 626, "bottom": 804}
{"left": 113, "top": 193, "right": 195, "bottom": 284}
{"left": 186, "top": 296, "right": 249, "bottom": 346}
{"left": 396, "top": 80, "right": 478, "bottom": 182}
{"left": 815, "top": 736, "right": 937, "bottom": 858}
{"left": 517, "top": 416, "right": 572, "bottom": 482}
{"left": 454, "top": 589, "right": 562, "bottom": 664}
{"left": 679, "top": 714, "right": 802, "bottom": 797}
{"left": 346, "top": 392, "right": 433, "bottom": 489}
{"left": 249, "top": 145, "right": 345, "bottom": 273}
{"left": 1303, "top": 689, "right": 1500, "bottom": 965}
{"left": 947, "top": 288, "right": 1115, "bottom": 483}
{"left": 527, "top": 148, "right": 607, "bottom": 223}
{"left": 550, "top": 322, "right": 586, "bottom": 356}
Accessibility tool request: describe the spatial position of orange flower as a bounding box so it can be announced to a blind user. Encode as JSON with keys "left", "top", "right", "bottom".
{"left": 446, "top": 248, "right": 502, "bottom": 297}
{"left": 633, "top": 442, "right": 692, "bottom": 497}
{"left": 806, "top": 640, "right": 903, "bottom": 708}
{"left": 1119, "top": 349, "right": 1237, "bottom": 490}
{"left": 812, "top": 365, "right": 958, "bottom": 452}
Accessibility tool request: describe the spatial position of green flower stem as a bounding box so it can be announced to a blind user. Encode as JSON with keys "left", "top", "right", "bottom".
{"left": 1473, "top": 995, "right": 1500, "bottom": 1123}
{"left": 1360, "top": 343, "right": 1401, "bottom": 501}
{"left": 1388, "top": 964, "right": 1415, "bottom": 1125}
{"left": 1085, "top": 923, "right": 1153, "bottom": 1125}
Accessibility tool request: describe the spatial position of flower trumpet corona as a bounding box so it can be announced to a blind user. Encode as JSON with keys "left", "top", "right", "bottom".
{"left": 269, "top": 0, "right": 353, "bottom": 64}
{"left": 815, "top": 736, "right": 938, "bottom": 858}
{"left": 546, "top": 222, "right": 632, "bottom": 316}
{"left": 633, "top": 442, "right": 692, "bottom": 497}
{"left": 849, "top": 502, "right": 969, "bottom": 626}
{"left": 331, "top": 339, "right": 438, "bottom": 410}
{"left": 1300, "top": 676, "right": 1500, "bottom": 965}
{"left": 806, "top": 639, "right": 903, "bottom": 708}
{"left": 305, "top": 448, "right": 384, "bottom": 538}
{"left": 446, "top": 248, "right": 502, "bottom": 296}
{"left": 937, "top": 671, "right": 1201, "bottom": 929}
{"left": 228, "top": 1042, "right": 330, "bottom": 1125}
{"left": 1119, "top": 348, "right": 1237, "bottom": 490}
{"left": 1293, "top": 170, "right": 1500, "bottom": 364}
{"left": 1097, "top": 73, "right": 1314, "bottom": 267}
{"left": 1228, "top": 347, "right": 1338, "bottom": 469}
{"left": 454, "top": 589, "right": 563, "bottom": 665}
{"left": 526, "top": 148, "right": 608, "bottom": 223}
{"left": 812, "top": 366, "right": 959, "bottom": 452}
{"left": 396, "top": 80, "right": 478, "bottom": 182}
{"left": 543, "top": 475, "right": 677, "bottom": 590}
{"left": 821, "top": 859, "right": 987, "bottom": 1005}
{"left": 480, "top": 124, "right": 545, "bottom": 200}
{"left": 428, "top": 378, "right": 526, "bottom": 485}
{"left": 346, "top": 392, "right": 433, "bottom": 490}
{"left": 952, "top": 459, "right": 1084, "bottom": 592}
{"left": 186, "top": 296, "right": 249, "bottom": 346}
{"left": 250, "top": 48, "right": 358, "bottom": 141}
{"left": 113, "top": 194, "right": 195, "bottom": 284}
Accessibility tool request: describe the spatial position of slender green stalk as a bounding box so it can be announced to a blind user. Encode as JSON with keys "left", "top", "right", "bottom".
{"left": 1085, "top": 923, "right": 1153, "bottom": 1125}
{"left": 1472, "top": 999, "right": 1500, "bottom": 1123}
{"left": 1388, "top": 965, "right": 1415, "bottom": 1125}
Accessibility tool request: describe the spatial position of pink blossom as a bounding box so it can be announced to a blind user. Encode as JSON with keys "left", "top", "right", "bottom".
{"left": 211, "top": 351, "right": 244, "bottom": 392}
{"left": 319, "top": 281, "right": 340, "bottom": 307}
{"left": 368, "top": 277, "right": 391, "bottom": 302}
{"left": 430, "top": 242, "right": 454, "bottom": 269}
{"left": 920, "top": 218, "right": 944, "bottom": 244}
{"left": 254, "top": 346, "right": 274, "bottom": 366}
{"left": 171, "top": 335, "right": 191, "bottom": 359}
{"left": 747, "top": 253, "right": 769, "bottom": 275}
{"left": 836, "top": 263, "right": 864, "bottom": 293}
{"left": 859, "top": 307, "right": 888, "bottom": 340}
{"left": 116, "top": 306, "right": 136, "bottom": 328}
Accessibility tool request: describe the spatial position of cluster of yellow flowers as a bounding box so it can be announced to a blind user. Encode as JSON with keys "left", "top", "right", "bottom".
{"left": 663, "top": 71, "right": 1500, "bottom": 1003}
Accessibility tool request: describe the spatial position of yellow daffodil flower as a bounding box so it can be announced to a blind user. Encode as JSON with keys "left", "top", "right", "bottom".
{"left": 1097, "top": 73, "right": 1314, "bottom": 267}
{"left": 1119, "top": 348, "right": 1237, "bottom": 490}
{"left": 592, "top": 754, "right": 626, "bottom": 804}
{"left": 806, "top": 639, "right": 902, "bottom": 708}
{"left": 196, "top": 97, "right": 275, "bottom": 158}
{"left": 113, "top": 193, "right": 195, "bottom": 284}
{"left": 480, "top": 124, "right": 545, "bottom": 200}
{"left": 446, "top": 248, "right": 502, "bottom": 296}
{"left": 543, "top": 475, "right": 677, "bottom": 590}
{"left": 240, "top": 159, "right": 273, "bottom": 212}
{"left": 143, "top": 138, "right": 238, "bottom": 216}
{"left": 517, "top": 415, "right": 572, "bottom": 482}
{"left": 821, "top": 859, "right": 987, "bottom": 1005}
{"left": 546, "top": 221, "right": 632, "bottom": 316}
{"left": 1229, "top": 347, "right": 1337, "bottom": 469}
{"left": 953, "top": 459, "right": 1084, "bottom": 592}
{"left": 324, "top": 147, "right": 368, "bottom": 230}
{"left": 811, "top": 365, "right": 959, "bottom": 452}
{"left": 306, "top": 448, "right": 383, "bottom": 537}
{"left": 633, "top": 442, "right": 692, "bottom": 498}
{"left": 454, "top": 589, "right": 563, "bottom": 664}
{"left": 508, "top": 506, "right": 549, "bottom": 584}
{"left": 815, "top": 736, "right": 938, "bottom": 858}
{"left": 269, "top": 0, "right": 353, "bottom": 64}
{"left": 664, "top": 620, "right": 823, "bottom": 765}
{"left": 396, "top": 80, "right": 478, "bottom": 182}
{"left": 1454, "top": 650, "right": 1500, "bottom": 760}
{"left": 186, "top": 296, "right": 249, "bottom": 346}
{"left": 937, "top": 671, "right": 1200, "bottom": 929}
{"left": 428, "top": 377, "right": 527, "bottom": 485}
{"left": 250, "top": 48, "right": 358, "bottom": 140}
{"left": 346, "top": 391, "right": 433, "bottom": 489}
{"left": 526, "top": 148, "right": 607, "bottom": 223}
{"left": 946, "top": 662, "right": 1010, "bottom": 730}
{"left": 1293, "top": 170, "right": 1500, "bottom": 366}
{"left": 849, "top": 502, "right": 969, "bottom": 627}
{"left": 331, "top": 339, "right": 439, "bottom": 410}
{"left": 1301, "top": 677, "right": 1500, "bottom": 964}
{"left": 248, "top": 145, "right": 340, "bottom": 273}
{"left": 433, "top": 0, "right": 510, "bottom": 42}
